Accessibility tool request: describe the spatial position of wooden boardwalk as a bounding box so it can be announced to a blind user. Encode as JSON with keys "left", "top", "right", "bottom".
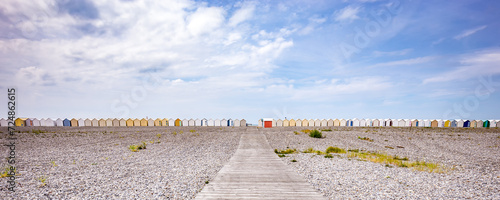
{"left": 195, "top": 128, "right": 326, "bottom": 200}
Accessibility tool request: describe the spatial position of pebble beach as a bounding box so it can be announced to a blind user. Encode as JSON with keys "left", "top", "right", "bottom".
{"left": 1, "top": 126, "right": 499, "bottom": 199}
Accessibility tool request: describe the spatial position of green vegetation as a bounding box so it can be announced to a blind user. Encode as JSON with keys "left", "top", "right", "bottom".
{"left": 156, "top": 134, "right": 161, "bottom": 139}
{"left": 324, "top": 154, "right": 333, "bottom": 158}
{"left": 274, "top": 148, "right": 297, "bottom": 154}
{"left": 309, "top": 130, "right": 323, "bottom": 138}
{"left": 37, "top": 175, "right": 47, "bottom": 187}
{"left": 301, "top": 129, "right": 312, "bottom": 134}
{"left": 294, "top": 131, "right": 300, "bottom": 135}
{"left": 321, "top": 129, "right": 332, "bottom": 132}
{"left": 50, "top": 161, "right": 57, "bottom": 167}
{"left": 1, "top": 166, "right": 14, "bottom": 178}
{"left": 325, "top": 146, "right": 346, "bottom": 154}
{"left": 275, "top": 148, "right": 297, "bottom": 158}
{"left": 189, "top": 130, "right": 196, "bottom": 133}
{"left": 346, "top": 151, "right": 445, "bottom": 173}
{"left": 32, "top": 129, "right": 46, "bottom": 135}
{"left": 129, "top": 142, "right": 147, "bottom": 152}
{"left": 291, "top": 159, "right": 297, "bottom": 162}
{"left": 358, "top": 136, "right": 374, "bottom": 142}
{"left": 205, "top": 180, "right": 209, "bottom": 184}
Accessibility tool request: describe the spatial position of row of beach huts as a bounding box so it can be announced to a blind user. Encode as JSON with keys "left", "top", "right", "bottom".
{"left": 257, "top": 118, "right": 500, "bottom": 128}
{"left": 0, "top": 118, "right": 247, "bottom": 127}
{"left": 2, "top": 118, "right": 499, "bottom": 128}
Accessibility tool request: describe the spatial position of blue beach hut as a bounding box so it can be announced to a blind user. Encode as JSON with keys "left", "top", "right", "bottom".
{"left": 63, "top": 118, "right": 71, "bottom": 126}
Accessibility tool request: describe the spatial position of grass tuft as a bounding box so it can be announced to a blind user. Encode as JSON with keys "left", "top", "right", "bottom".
{"left": 358, "top": 136, "right": 374, "bottom": 142}
{"left": 326, "top": 146, "right": 346, "bottom": 154}
{"left": 129, "top": 141, "right": 147, "bottom": 152}
{"left": 309, "top": 130, "right": 323, "bottom": 138}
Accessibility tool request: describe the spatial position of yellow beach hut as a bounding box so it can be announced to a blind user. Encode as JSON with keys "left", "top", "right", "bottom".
{"left": 126, "top": 119, "right": 134, "bottom": 127}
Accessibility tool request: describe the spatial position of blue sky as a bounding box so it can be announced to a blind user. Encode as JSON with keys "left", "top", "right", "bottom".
{"left": 1, "top": 0, "right": 499, "bottom": 123}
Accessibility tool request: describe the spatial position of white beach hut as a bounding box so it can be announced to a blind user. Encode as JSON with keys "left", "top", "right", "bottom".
{"left": 234, "top": 119, "right": 240, "bottom": 127}
{"left": 306, "top": 119, "right": 313, "bottom": 127}
{"left": 314, "top": 119, "right": 321, "bottom": 127}
{"left": 195, "top": 119, "right": 202, "bottom": 126}
{"left": 214, "top": 119, "right": 221, "bottom": 126}
{"left": 292, "top": 119, "right": 299, "bottom": 127}
{"left": 456, "top": 119, "right": 464, "bottom": 127}
{"left": 119, "top": 118, "right": 126, "bottom": 126}
{"left": 276, "top": 119, "right": 283, "bottom": 127}
{"left": 0, "top": 118, "right": 7, "bottom": 126}
{"left": 321, "top": 119, "right": 328, "bottom": 127}
{"left": 404, "top": 119, "right": 411, "bottom": 127}
{"left": 55, "top": 118, "right": 64, "bottom": 126}
{"left": 221, "top": 119, "right": 228, "bottom": 126}
{"left": 327, "top": 119, "right": 333, "bottom": 127}
{"left": 372, "top": 119, "right": 380, "bottom": 127}
{"left": 201, "top": 118, "right": 208, "bottom": 126}
{"left": 489, "top": 120, "right": 496, "bottom": 128}
{"left": 146, "top": 119, "right": 153, "bottom": 126}
{"left": 359, "top": 119, "right": 366, "bottom": 127}
{"left": 46, "top": 118, "right": 56, "bottom": 126}
{"left": 272, "top": 119, "right": 277, "bottom": 127}
{"left": 91, "top": 119, "right": 98, "bottom": 127}
{"left": 168, "top": 118, "right": 174, "bottom": 126}
{"left": 113, "top": 119, "right": 120, "bottom": 127}
{"left": 397, "top": 119, "right": 404, "bottom": 127}
{"left": 352, "top": 118, "right": 360, "bottom": 127}
{"left": 208, "top": 119, "right": 215, "bottom": 126}
{"left": 437, "top": 120, "right": 444, "bottom": 127}
{"left": 106, "top": 119, "right": 113, "bottom": 126}
{"left": 182, "top": 119, "right": 188, "bottom": 127}
{"left": 188, "top": 119, "right": 195, "bottom": 126}
{"left": 76, "top": 118, "right": 84, "bottom": 127}
{"left": 340, "top": 119, "right": 347, "bottom": 126}
{"left": 333, "top": 119, "right": 340, "bottom": 126}
{"left": 258, "top": 119, "right": 263, "bottom": 127}
{"left": 32, "top": 118, "right": 41, "bottom": 126}
{"left": 84, "top": 119, "right": 92, "bottom": 126}
{"left": 283, "top": 119, "right": 289, "bottom": 127}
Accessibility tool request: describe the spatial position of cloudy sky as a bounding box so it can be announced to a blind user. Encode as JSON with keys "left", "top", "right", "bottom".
{"left": 1, "top": 0, "right": 499, "bottom": 123}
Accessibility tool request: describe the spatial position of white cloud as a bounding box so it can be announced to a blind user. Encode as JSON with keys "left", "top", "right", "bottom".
{"left": 369, "top": 56, "right": 436, "bottom": 68}
{"left": 187, "top": 7, "right": 225, "bottom": 36}
{"left": 423, "top": 49, "right": 500, "bottom": 84}
{"left": 373, "top": 48, "right": 412, "bottom": 57}
{"left": 228, "top": 2, "right": 256, "bottom": 27}
{"left": 335, "top": 6, "right": 361, "bottom": 22}
{"left": 454, "top": 25, "right": 487, "bottom": 40}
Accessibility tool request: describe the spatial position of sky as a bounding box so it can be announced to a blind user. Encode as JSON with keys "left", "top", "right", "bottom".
{"left": 0, "top": 0, "right": 499, "bottom": 123}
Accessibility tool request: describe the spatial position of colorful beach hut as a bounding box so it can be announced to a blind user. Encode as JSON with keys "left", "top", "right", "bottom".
{"left": 289, "top": 119, "right": 296, "bottom": 126}
{"left": 139, "top": 119, "right": 147, "bottom": 126}
{"left": 162, "top": 118, "right": 169, "bottom": 126}
{"left": 201, "top": 118, "right": 208, "bottom": 126}
{"left": 69, "top": 118, "right": 78, "bottom": 127}
{"left": 450, "top": 120, "right": 457, "bottom": 127}
{"left": 301, "top": 119, "right": 308, "bottom": 127}
{"left": 263, "top": 118, "right": 273, "bottom": 128}
{"left": 240, "top": 119, "right": 246, "bottom": 126}
{"left": 444, "top": 120, "right": 451, "bottom": 127}
{"left": 126, "top": 119, "right": 134, "bottom": 127}
{"left": 132, "top": 119, "right": 140, "bottom": 126}
{"left": 431, "top": 120, "right": 438, "bottom": 127}
{"left": 175, "top": 119, "right": 182, "bottom": 126}
{"left": 91, "top": 119, "right": 98, "bottom": 127}
{"left": 483, "top": 120, "right": 490, "bottom": 128}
